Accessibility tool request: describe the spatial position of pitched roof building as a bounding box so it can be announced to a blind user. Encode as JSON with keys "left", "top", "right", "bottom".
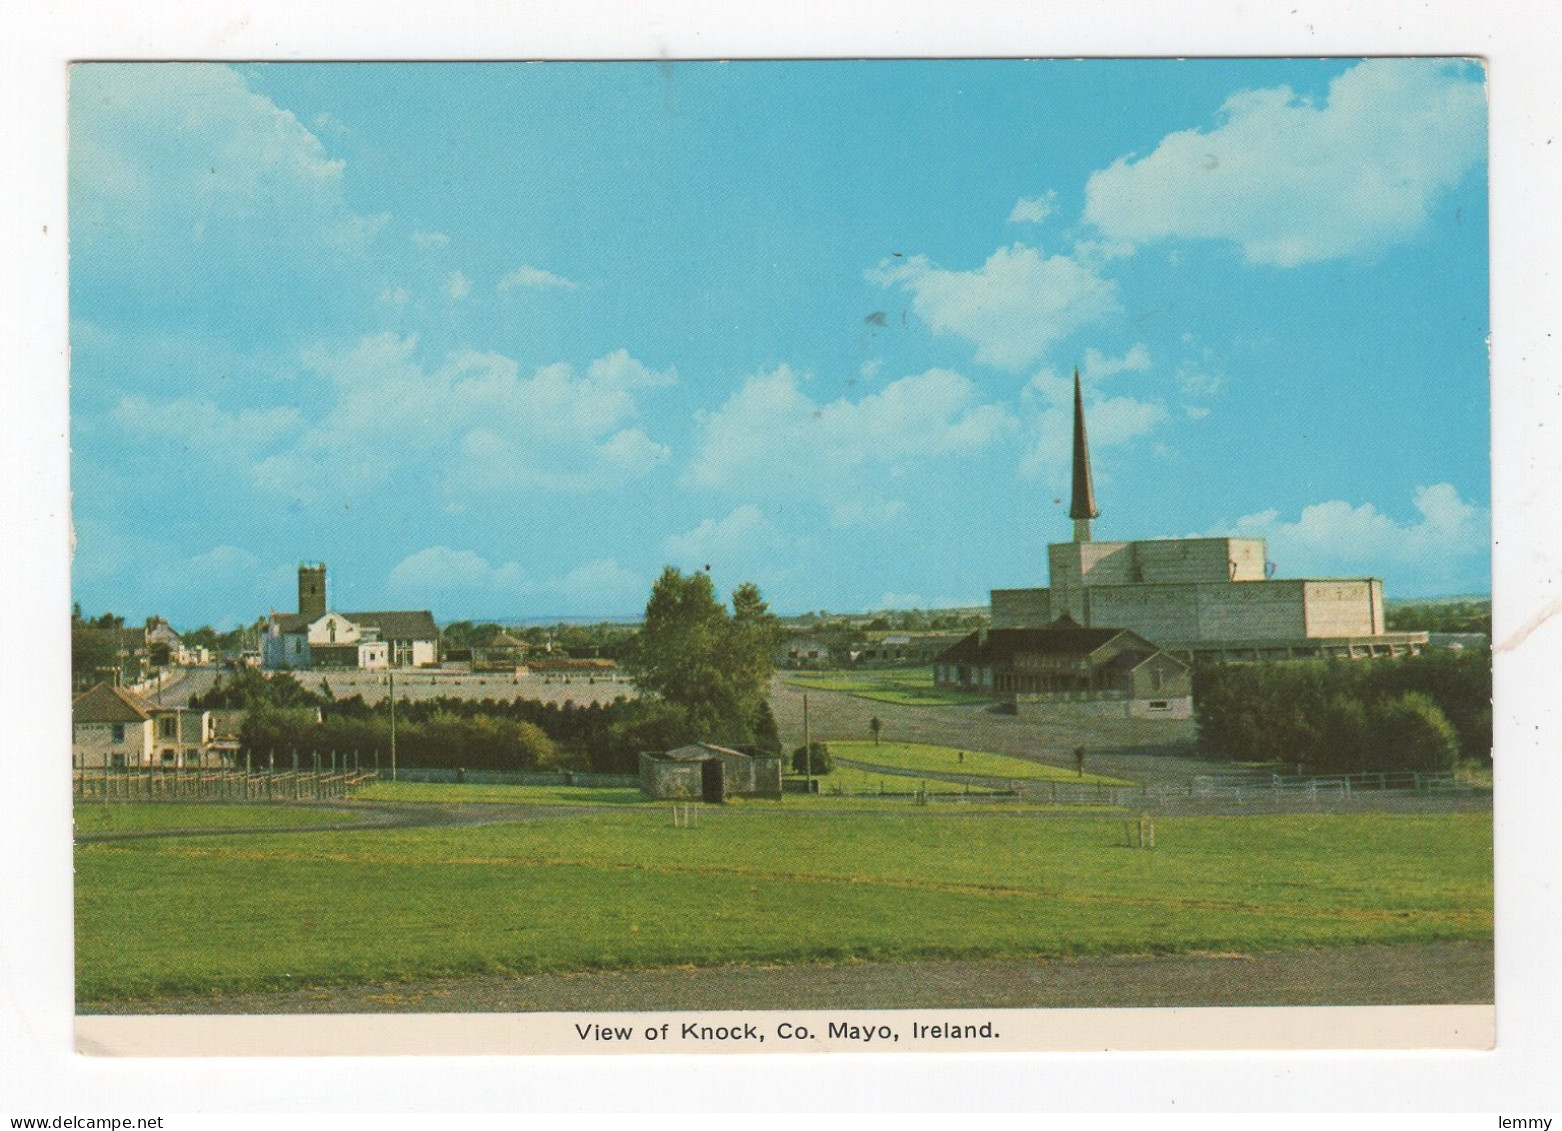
{"left": 934, "top": 620, "right": 1192, "bottom": 718}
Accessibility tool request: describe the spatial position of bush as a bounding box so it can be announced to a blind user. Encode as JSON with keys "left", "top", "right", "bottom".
{"left": 1370, "top": 692, "right": 1460, "bottom": 772}
{"left": 1194, "top": 650, "right": 1489, "bottom": 771}
{"left": 791, "top": 741, "right": 832, "bottom": 775}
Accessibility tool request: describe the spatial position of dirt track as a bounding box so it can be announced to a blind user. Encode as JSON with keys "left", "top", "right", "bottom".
{"left": 79, "top": 940, "right": 1493, "bottom": 1015}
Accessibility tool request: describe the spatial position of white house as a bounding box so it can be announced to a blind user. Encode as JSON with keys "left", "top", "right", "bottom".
{"left": 72, "top": 683, "right": 154, "bottom": 768}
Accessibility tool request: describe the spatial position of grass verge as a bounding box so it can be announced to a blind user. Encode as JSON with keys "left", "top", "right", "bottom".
{"left": 784, "top": 667, "right": 990, "bottom": 706}
{"left": 831, "top": 740, "right": 1135, "bottom": 786}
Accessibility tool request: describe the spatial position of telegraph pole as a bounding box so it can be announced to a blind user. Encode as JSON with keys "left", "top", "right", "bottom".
{"left": 388, "top": 665, "right": 398, "bottom": 782}
{"left": 803, "top": 691, "right": 812, "bottom": 793}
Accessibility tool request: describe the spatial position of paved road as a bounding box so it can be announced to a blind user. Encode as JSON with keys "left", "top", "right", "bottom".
{"left": 142, "top": 664, "right": 221, "bottom": 707}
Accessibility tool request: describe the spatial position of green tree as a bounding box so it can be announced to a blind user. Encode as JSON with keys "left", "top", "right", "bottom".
{"left": 625, "top": 568, "right": 778, "bottom": 746}
{"left": 752, "top": 699, "right": 783, "bottom": 756}
{"left": 71, "top": 624, "right": 122, "bottom": 688}
{"left": 1311, "top": 693, "right": 1373, "bottom": 773}
{"left": 791, "top": 741, "right": 833, "bottom": 776}
{"left": 869, "top": 716, "right": 883, "bottom": 745}
{"left": 1371, "top": 692, "right": 1460, "bottom": 772}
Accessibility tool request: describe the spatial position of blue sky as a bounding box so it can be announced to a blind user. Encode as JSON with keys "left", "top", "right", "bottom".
{"left": 68, "top": 59, "right": 1490, "bottom": 628}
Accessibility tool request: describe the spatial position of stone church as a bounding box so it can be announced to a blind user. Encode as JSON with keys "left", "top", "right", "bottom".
{"left": 991, "top": 373, "right": 1427, "bottom": 663}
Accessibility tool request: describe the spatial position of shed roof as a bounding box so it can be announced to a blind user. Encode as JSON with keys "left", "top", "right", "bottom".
{"left": 656, "top": 743, "right": 751, "bottom": 762}
{"left": 72, "top": 682, "right": 153, "bottom": 724}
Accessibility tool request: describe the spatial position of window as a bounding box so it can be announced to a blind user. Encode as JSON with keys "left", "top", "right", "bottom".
{"left": 111, "top": 754, "right": 125, "bottom": 768}
{"left": 161, "top": 717, "right": 176, "bottom": 738}
{"left": 111, "top": 724, "right": 125, "bottom": 743}
{"left": 1152, "top": 668, "right": 1164, "bottom": 692}
{"left": 162, "top": 750, "right": 175, "bottom": 763}
{"left": 1149, "top": 700, "right": 1170, "bottom": 711}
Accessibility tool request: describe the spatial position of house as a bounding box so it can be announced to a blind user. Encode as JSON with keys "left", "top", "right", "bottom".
{"left": 934, "top": 619, "right": 1193, "bottom": 719}
{"left": 262, "top": 612, "right": 312, "bottom": 669}
{"left": 639, "top": 743, "right": 784, "bottom": 801}
{"left": 303, "top": 612, "right": 389, "bottom": 669}
{"left": 782, "top": 635, "right": 836, "bottom": 669}
{"left": 149, "top": 704, "right": 215, "bottom": 767}
{"left": 208, "top": 709, "right": 247, "bottom": 765}
{"left": 342, "top": 610, "right": 438, "bottom": 668}
{"left": 72, "top": 683, "right": 155, "bottom": 767}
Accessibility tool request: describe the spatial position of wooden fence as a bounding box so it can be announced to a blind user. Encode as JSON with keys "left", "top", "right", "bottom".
{"left": 73, "top": 766, "right": 377, "bottom": 802}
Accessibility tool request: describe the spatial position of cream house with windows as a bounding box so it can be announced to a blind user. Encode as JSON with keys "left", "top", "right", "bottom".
{"left": 73, "top": 683, "right": 214, "bottom": 768}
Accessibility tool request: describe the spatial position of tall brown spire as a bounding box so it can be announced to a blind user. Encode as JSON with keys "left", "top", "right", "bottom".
{"left": 1069, "top": 368, "right": 1098, "bottom": 542}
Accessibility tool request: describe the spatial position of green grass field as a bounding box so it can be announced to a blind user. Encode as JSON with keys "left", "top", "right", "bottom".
{"left": 358, "top": 781, "right": 646, "bottom": 806}
{"left": 76, "top": 806, "right": 1492, "bottom": 1004}
{"left": 799, "top": 763, "right": 1005, "bottom": 795}
{"left": 73, "top": 803, "right": 357, "bottom": 833}
{"left": 785, "top": 667, "right": 990, "bottom": 706}
{"left": 833, "top": 740, "right": 1135, "bottom": 786}
{"left": 363, "top": 776, "right": 1071, "bottom": 810}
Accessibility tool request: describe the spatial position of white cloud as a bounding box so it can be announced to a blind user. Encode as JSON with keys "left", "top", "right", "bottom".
{"left": 70, "top": 64, "right": 386, "bottom": 283}
{"left": 1082, "top": 344, "right": 1151, "bottom": 379}
{"left": 1212, "top": 483, "right": 1489, "bottom": 593}
{"left": 1018, "top": 367, "right": 1168, "bottom": 480}
{"left": 389, "top": 546, "right": 525, "bottom": 596}
{"left": 1175, "top": 357, "right": 1223, "bottom": 398}
{"left": 410, "top": 230, "right": 450, "bottom": 250}
{"left": 683, "top": 365, "right": 1016, "bottom": 526}
{"left": 664, "top": 505, "right": 784, "bottom": 565}
{"left": 443, "top": 271, "right": 472, "bottom": 300}
{"left": 1007, "top": 192, "right": 1058, "bottom": 224}
{"left": 588, "top": 348, "right": 677, "bottom": 389}
{"left": 253, "top": 335, "right": 672, "bottom": 502}
{"left": 387, "top": 548, "right": 642, "bottom": 614}
{"left": 866, "top": 244, "right": 1119, "bottom": 370}
{"left": 111, "top": 395, "right": 302, "bottom": 453}
{"left": 1083, "top": 59, "right": 1486, "bottom": 267}
{"left": 377, "top": 286, "right": 411, "bottom": 308}
{"left": 878, "top": 591, "right": 924, "bottom": 609}
{"left": 148, "top": 545, "right": 262, "bottom": 594}
{"left": 498, "top": 265, "right": 580, "bottom": 292}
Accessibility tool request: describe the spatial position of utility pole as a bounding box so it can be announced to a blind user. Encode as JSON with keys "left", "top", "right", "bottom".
{"left": 803, "top": 691, "right": 812, "bottom": 794}
{"left": 388, "top": 665, "right": 398, "bottom": 782}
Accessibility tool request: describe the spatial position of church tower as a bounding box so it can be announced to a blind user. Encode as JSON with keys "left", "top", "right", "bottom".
{"left": 1069, "top": 369, "right": 1099, "bottom": 543}
{"left": 298, "top": 562, "right": 327, "bottom": 621}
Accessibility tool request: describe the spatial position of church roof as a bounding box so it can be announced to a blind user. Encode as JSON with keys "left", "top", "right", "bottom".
{"left": 1069, "top": 369, "right": 1099, "bottom": 521}
{"left": 343, "top": 610, "right": 439, "bottom": 641}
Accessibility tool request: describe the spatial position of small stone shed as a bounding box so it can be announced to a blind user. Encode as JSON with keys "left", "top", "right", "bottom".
{"left": 639, "top": 743, "right": 783, "bottom": 802}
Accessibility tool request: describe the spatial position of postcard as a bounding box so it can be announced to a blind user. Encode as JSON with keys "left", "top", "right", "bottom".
{"left": 65, "top": 58, "right": 1494, "bottom": 1057}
